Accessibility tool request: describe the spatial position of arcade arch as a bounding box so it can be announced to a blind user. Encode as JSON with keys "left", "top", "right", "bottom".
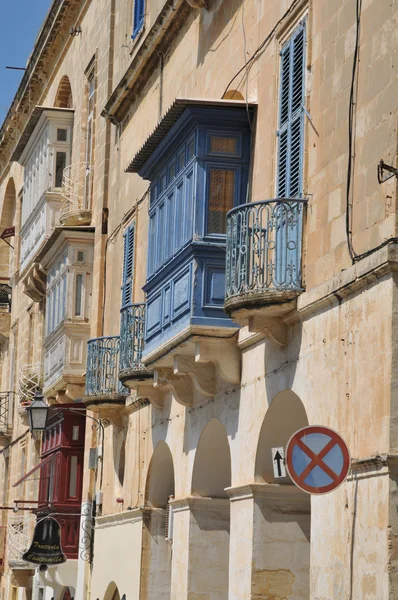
{"left": 189, "top": 418, "right": 231, "bottom": 599}
{"left": 140, "top": 441, "right": 175, "bottom": 599}
{"left": 252, "top": 390, "right": 311, "bottom": 599}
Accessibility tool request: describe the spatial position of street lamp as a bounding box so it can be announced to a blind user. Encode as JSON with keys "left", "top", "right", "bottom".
{"left": 27, "top": 389, "right": 49, "bottom": 432}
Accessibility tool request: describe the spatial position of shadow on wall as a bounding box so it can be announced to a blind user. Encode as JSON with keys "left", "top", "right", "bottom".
{"left": 102, "top": 581, "right": 121, "bottom": 600}
{"left": 196, "top": 0, "right": 244, "bottom": 68}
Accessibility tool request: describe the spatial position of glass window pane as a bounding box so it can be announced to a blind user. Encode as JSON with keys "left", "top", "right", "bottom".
{"left": 69, "top": 456, "right": 78, "bottom": 498}
{"left": 72, "top": 426, "right": 79, "bottom": 441}
{"left": 208, "top": 169, "right": 235, "bottom": 234}
{"left": 75, "top": 274, "right": 83, "bottom": 316}
{"left": 177, "top": 149, "right": 185, "bottom": 172}
{"left": 57, "top": 128, "right": 67, "bottom": 142}
{"left": 55, "top": 152, "right": 67, "bottom": 187}
{"left": 187, "top": 137, "right": 195, "bottom": 160}
{"left": 210, "top": 136, "right": 237, "bottom": 154}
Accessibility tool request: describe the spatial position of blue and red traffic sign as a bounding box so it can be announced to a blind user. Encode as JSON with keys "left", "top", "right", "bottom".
{"left": 285, "top": 426, "right": 350, "bottom": 494}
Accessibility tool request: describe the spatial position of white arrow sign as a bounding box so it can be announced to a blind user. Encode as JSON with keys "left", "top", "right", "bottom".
{"left": 272, "top": 447, "right": 286, "bottom": 478}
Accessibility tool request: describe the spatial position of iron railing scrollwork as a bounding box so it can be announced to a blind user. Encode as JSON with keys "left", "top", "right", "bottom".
{"left": 120, "top": 303, "right": 149, "bottom": 373}
{"left": 225, "top": 198, "right": 306, "bottom": 301}
{"left": 85, "top": 336, "right": 128, "bottom": 398}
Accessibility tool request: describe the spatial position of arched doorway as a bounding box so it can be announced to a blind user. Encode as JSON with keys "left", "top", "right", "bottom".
{"left": 54, "top": 76, "right": 73, "bottom": 108}
{"left": 189, "top": 418, "right": 231, "bottom": 599}
{"left": 140, "top": 441, "right": 174, "bottom": 599}
{"left": 253, "top": 390, "right": 311, "bottom": 600}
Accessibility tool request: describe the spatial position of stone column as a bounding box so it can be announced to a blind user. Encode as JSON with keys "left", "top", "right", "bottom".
{"left": 226, "top": 485, "right": 255, "bottom": 600}
{"left": 170, "top": 497, "right": 230, "bottom": 600}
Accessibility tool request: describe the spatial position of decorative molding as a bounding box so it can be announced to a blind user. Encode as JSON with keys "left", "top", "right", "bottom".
{"left": 95, "top": 508, "right": 143, "bottom": 529}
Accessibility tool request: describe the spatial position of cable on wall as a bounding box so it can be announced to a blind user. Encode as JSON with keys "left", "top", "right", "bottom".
{"left": 345, "top": 0, "right": 398, "bottom": 263}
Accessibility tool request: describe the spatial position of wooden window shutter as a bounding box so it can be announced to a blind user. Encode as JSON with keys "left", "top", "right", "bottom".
{"left": 277, "top": 20, "right": 306, "bottom": 198}
{"left": 132, "top": 0, "right": 145, "bottom": 40}
{"left": 122, "top": 222, "right": 136, "bottom": 308}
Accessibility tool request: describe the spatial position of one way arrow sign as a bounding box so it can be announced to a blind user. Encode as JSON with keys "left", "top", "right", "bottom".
{"left": 272, "top": 447, "right": 286, "bottom": 478}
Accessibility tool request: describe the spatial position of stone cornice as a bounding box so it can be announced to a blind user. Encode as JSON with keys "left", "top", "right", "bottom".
{"left": 102, "top": 0, "right": 191, "bottom": 124}
{"left": 297, "top": 242, "right": 398, "bottom": 320}
{"left": 0, "top": 0, "right": 83, "bottom": 180}
{"left": 95, "top": 507, "right": 143, "bottom": 529}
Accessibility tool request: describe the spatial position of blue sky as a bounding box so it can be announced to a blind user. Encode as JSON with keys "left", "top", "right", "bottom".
{"left": 0, "top": 0, "right": 52, "bottom": 125}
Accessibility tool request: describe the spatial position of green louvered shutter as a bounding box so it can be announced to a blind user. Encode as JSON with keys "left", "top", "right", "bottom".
{"left": 122, "top": 222, "right": 135, "bottom": 308}
{"left": 277, "top": 20, "right": 306, "bottom": 198}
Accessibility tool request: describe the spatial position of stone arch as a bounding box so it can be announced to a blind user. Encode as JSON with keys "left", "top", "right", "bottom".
{"left": 103, "top": 582, "right": 120, "bottom": 600}
{"left": 187, "top": 419, "right": 231, "bottom": 599}
{"left": 141, "top": 441, "right": 174, "bottom": 599}
{"left": 117, "top": 439, "right": 126, "bottom": 487}
{"left": 145, "top": 440, "right": 175, "bottom": 508}
{"left": 0, "top": 178, "right": 16, "bottom": 279}
{"left": 222, "top": 89, "right": 244, "bottom": 100}
{"left": 54, "top": 75, "right": 73, "bottom": 108}
{"left": 255, "top": 389, "right": 309, "bottom": 483}
{"left": 252, "top": 390, "right": 310, "bottom": 600}
{"left": 60, "top": 587, "right": 73, "bottom": 600}
{"left": 191, "top": 417, "right": 231, "bottom": 498}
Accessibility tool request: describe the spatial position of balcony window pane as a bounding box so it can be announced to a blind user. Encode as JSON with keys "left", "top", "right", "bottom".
{"left": 69, "top": 456, "right": 78, "bottom": 498}
{"left": 75, "top": 274, "right": 83, "bottom": 316}
{"left": 57, "top": 128, "right": 67, "bottom": 142}
{"left": 55, "top": 152, "right": 66, "bottom": 187}
{"left": 210, "top": 136, "right": 237, "bottom": 154}
{"left": 72, "top": 425, "right": 79, "bottom": 441}
{"left": 207, "top": 169, "right": 235, "bottom": 234}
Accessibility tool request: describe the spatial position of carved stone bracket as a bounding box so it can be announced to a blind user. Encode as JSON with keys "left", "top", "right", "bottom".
{"left": 154, "top": 367, "right": 193, "bottom": 407}
{"left": 173, "top": 355, "right": 216, "bottom": 397}
{"left": 248, "top": 315, "right": 287, "bottom": 349}
{"left": 195, "top": 338, "right": 240, "bottom": 384}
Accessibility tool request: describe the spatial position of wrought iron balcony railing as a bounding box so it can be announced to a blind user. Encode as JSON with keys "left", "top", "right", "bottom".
{"left": 0, "top": 284, "right": 11, "bottom": 312}
{"left": 0, "top": 392, "right": 12, "bottom": 434}
{"left": 119, "top": 304, "right": 151, "bottom": 381}
{"left": 225, "top": 198, "right": 306, "bottom": 310}
{"left": 60, "top": 162, "right": 93, "bottom": 225}
{"left": 85, "top": 336, "right": 128, "bottom": 399}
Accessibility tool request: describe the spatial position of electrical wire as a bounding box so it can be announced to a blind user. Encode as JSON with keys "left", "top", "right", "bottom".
{"left": 222, "top": 0, "right": 303, "bottom": 98}
{"left": 345, "top": 0, "right": 398, "bottom": 263}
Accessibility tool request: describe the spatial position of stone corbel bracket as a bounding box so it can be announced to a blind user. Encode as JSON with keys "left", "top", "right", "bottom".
{"left": 154, "top": 367, "right": 193, "bottom": 407}
{"left": 195, "top": 338, "right": 241, "bottom": 385}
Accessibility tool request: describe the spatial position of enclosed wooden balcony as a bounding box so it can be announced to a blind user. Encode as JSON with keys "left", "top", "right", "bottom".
{"left": 224, "top": 198, "right": 306, "bottom": 346}
{"left": 84, "top": 336, "right": 128, "bottom": 409}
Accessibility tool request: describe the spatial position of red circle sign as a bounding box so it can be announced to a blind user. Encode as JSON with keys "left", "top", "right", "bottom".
{"left": 285, "top": 425, "right": 350, "bottom": 495}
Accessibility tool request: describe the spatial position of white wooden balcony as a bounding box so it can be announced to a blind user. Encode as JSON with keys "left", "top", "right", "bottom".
{"left": 20, "top": 190, "right": 63, "bottom": 273}
{"left": 43, "top": 317, "right": 90, "bottom": 399}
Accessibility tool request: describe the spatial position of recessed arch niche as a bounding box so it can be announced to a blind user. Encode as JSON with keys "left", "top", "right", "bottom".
{"left": 54, "top": 75, "right": 73, "bottom": 108}
{"left": 191, "top": 417, "right": 231, "bottom": 498}
{"left": 188, "top": 418, "right": 231, "bottom": 599}
{"left": 255, "top": 389, "right": 309, "bottom": 483}
{"left": 0, "top": 178, "right": 16, "bottom": 278}
{"left": 141, "top": 441, "right": 174, "bottom": 599}
{"left": 252, "top": 390, "right": 310, "bottom": 600}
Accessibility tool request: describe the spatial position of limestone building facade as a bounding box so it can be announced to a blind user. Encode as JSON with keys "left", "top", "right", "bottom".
{"left": 0, "top": 0, "right": 397, "bottom": 599}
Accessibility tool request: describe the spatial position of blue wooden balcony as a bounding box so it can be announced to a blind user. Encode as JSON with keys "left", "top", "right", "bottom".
{"left": 119, "top": 304, "right": 152, "bottom": 387}
{"left": 85, "top": 336, "right": 128, "bottom": 405}
{"left": 224, "top": 199, "right": 306, "bottom": 331}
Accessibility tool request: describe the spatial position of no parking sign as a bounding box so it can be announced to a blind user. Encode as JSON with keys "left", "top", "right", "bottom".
{"left": 285, "top": 426, "right": 351, "bottom": 495}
